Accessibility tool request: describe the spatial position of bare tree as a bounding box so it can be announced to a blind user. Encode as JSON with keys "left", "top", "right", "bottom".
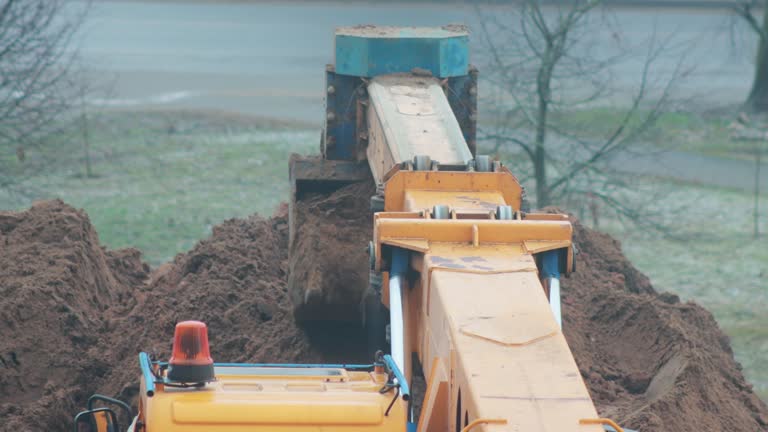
{"left": 0, "top": 0, "right": 89, "bottom": 192}
{"left": 475, "top": 0, "right": 685, "bottom": 226}
{"left": 730, "top": 113, "right": 766, "bottom": 239}
{"left": 734, "top": 0, "right": 768, "bottom": 112}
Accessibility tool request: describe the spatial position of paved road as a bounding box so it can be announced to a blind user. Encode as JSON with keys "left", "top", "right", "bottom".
{"left": 75, "top": 1, "right": 766, "bottom": 192}
{"left": 78, "top": 1, "right": 753, "bottom": 121}
{"left": 496, "top": 128, "right": 768, "bottom": 193}
{"left": 611, "top": 149, "right": 768, "bottom": 192}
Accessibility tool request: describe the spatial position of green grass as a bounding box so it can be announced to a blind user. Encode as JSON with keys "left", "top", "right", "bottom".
{"left": 483, "top": 107, "right": 762, "bottom": 160}
{"left": 0, "top": 110, "right": 316, "bottom": 264}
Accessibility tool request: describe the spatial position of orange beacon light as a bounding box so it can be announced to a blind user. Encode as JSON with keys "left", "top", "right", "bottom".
{"left": 167, "top": 321, "right": 215, "bottom": 383}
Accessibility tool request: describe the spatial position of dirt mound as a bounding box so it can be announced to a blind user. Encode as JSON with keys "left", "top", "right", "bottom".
{"left": 288, "top": 180, "right": 375, "bottom": 322}
{"left": 0, "top": 202, "right": 328, "bottom": 431}
{"left": 1, "top": 198, "right": 766, "bottom": 432}
{"left": 97, "top": 205, "right": 324, "bottom": 402}
{"left": 563, "top": 220, "right": 768, "bottom": 430}
{"left": 0, "top": 200, "right": 149, "bottom": 431}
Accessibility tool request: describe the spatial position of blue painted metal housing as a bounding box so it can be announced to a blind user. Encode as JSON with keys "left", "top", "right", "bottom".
{"left": 139, "top": 352, "right": 156, "bottom": 397}
{"left": 335, "top": 26, "right": 469, "bottom": 78}
{"left": 142, "top": 353, "right": 374, "bottom": 372}
{"left": 541, "top": 250, "right": 561, "bottom": 279}
{"left": 323, "top": 25, "right": 476, "bottom": 161}
{"left": 323, "top": 68, "right": 361, "bottom": 161}
{"left": 383, "top": 354, "right": 411, "bottom": 401}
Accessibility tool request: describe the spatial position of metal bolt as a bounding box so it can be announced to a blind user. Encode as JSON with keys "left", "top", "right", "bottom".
{"left": 327, "top": 85, "right": 336, "bottom": 95}
{"left": 326, "top": 111, "right": 336, "bottom": 122}
{"left": 469, "top": 86, "right": 477, "bottom": 96}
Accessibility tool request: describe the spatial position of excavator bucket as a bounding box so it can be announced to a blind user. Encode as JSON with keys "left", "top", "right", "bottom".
{"left": 287, "top": 154, "right": 371, "bottom": 322}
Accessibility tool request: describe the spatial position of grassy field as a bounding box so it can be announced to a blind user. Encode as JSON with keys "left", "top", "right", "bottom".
{"left": 483, "top": 106, "right": 766, "bottom": 160}
{"left": 0, "top": 110, "right": 316, "bottom": 264}
{"left": 0, "top": 109, "right": 765, "bottom": 400}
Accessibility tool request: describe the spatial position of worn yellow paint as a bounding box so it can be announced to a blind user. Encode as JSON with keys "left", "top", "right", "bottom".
{"left": 413, "top": 257, "right": 603, "bottom": 432}
{"left": 373, "top": 217, "right": 573, "bottom": 274}
{"left": 417, "top": 358, "right": 450, "bottom": 432}
{"left": 383, "top": 170, "right": 523, "bottom": 213}
{"left": 366, "top": 76, "right": 472, "bottom": 183}
{"left": 522, "top": 240, "right": 572, "bottom": 255}
{"left": 460, "top": 418, "right": 508, "bottom": 432}
{"left": 137, "top": 368, "right": 406, "bottom": 432}
{"left": 580, "top": 418, "right": 625, "bottom": 432}
{"left": 372, "top": 165, "right": 601, "bottom": 432}
{"left": 404, "top": 190, "right": 506, "bottom": 214}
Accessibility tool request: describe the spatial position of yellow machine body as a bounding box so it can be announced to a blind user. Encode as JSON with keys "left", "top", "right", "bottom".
{"left": 125, "top": 170, "right": 606, "bottom": 432}
{"left": 77, "top": 26, "right": 629, "bottom": 432}
{"left": 134, "top": 366, "right": 406, "bottom": 432}
{"left": 126, "top": 108, "right": 613, "bottom": 432}
{"left": 374, "top": 168, "right": 605, "bottom": 432}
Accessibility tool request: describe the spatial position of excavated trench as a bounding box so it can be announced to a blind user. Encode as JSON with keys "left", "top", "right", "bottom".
{"left": 0, "top": 193, "right": 766, "bottom": 431}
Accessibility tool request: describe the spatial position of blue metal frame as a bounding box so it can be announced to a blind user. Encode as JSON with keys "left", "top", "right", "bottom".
{"left": 139, "top": 351, "right": 379, "bottom": 398}
{"left": 152, "top": 360, "right": 374, "bottom": 370}
{"left": 390, "top": 248, "right": 409, "bottom": 275}
{"left": 323, "top": 67, "right": 479, "bottom": 162}
{"left": 335, "top": 27, "right": 469, "bottom": 78}
{"left": 324, "top": 69, "right": 363, "bottom": 161}
{"left": 323, "top": 27, "right": 478, "bottom": 162}
{"left": 383, "top": 354, "right": 410, "bottom": 401}
{"left": 541, "top": 250, "right": 561, "bottom": 279}
{"left": 138, "top": 351, "right": 413, "bottom": 400}
{"left": 139, "top": 352, "right": 156, "bottom": 397}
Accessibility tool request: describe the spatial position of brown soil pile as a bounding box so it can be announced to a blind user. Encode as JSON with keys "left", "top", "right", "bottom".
{"left": 96, "top": 204, "right": 329, "bottom": 404}
{"left": 0, "top": 200, "right": 149, "bottom": 431}
{"left": 288, "top": 180, "right": 375, "bottom": 322}
{"left": 563, "top": 220, "right": 768, "bottom": 430}
{"left": 1, "top": 197, "right": 766, "bottom": 432}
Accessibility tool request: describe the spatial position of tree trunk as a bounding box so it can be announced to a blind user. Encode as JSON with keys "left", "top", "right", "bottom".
{"left": 534, "top": 60, "right": 552, "bottom": 208}
{"left": 80, "top": 90, "right": 93, "bottom": 178}
{"left": 754, "top": 146, "right": 762, "bottom": 239}
{"left": 82, "top": 110, "right": 92, "bottom": 178}
{"left": 534, "top": 145, "right": 549, "bottom": 207}
{"left": 748, "top": 6, "right": 768, "bottom": 112}
{"left": 534, "top": 82, "right": 550, "bottom": 207}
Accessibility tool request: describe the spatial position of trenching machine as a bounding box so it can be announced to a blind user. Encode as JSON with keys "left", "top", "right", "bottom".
{"left": 74, "top": 26, "right": 632, "bottom": 432}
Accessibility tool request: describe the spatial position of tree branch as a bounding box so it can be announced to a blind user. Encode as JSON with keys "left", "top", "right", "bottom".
{"left": 734, "top": 1, "right": 768, "bottom": 42}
